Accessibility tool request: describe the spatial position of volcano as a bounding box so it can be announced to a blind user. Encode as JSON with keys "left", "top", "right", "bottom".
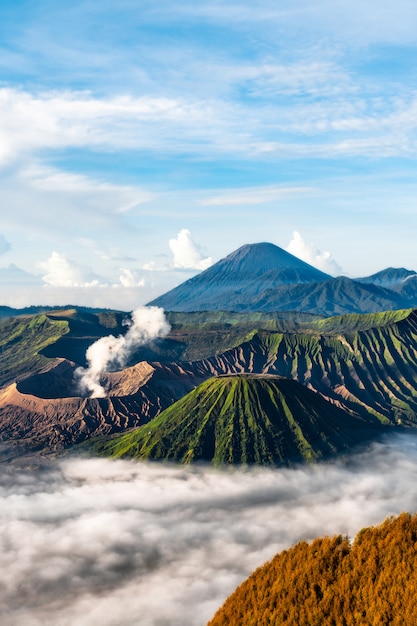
{"left": 91, "top": 375, "right": 383, "bottom": 466}
{"left": 0, "top": 358, "right": 198, "bottom": 454}
{"left": 149, "top": 242, "right": 331, "bottom": 312}
{"left": 149, "top": 242, "right": 414, "bottom": 315}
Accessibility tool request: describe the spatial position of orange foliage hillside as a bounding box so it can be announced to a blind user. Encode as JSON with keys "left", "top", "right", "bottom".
{"left": 208, "top": 512, "right": 417, "bottom": 626}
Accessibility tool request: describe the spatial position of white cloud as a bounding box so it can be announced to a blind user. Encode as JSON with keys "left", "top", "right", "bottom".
{"left": 1, "top": 82, "right": 417, "bottom": 173}
{"left": 169, "top": 229, "right": 213, "bottom": 270}
{"left": 286, "top": 230, "right": 343, "bottom": 276}
{"left": 201, "top": 185, "right": 315, "bottom": 207}
{"left": 142, "top": 260, "right": 161, "bottom": 272}
{"left": 37, "top": 251, "right": 104, "bottom": 287}
{"left": 119, "top": 268, "right": 146, "bottom": 288}
{"left": 0, "top": 88, "right": 215, "bottom": 165}
{"left": 237, "top": 61, "right": 355, "bottom": 98}
{"left": 0, "top": 283, "right": 155, "bottom": 311}
{"left": 21, "top": 165, "right": 152, "bottom": 214}
{"left": 1, "top": 435, "right": 417, "bottom": 625}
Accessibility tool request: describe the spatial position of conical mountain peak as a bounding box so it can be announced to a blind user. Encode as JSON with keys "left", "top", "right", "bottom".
{"left": 222, "top": 242, "right": 322, "bottom": 270}
{"left": 149, "top": 241, "right": 330, "bottom": 312}
{"left": 92, "top": 375, "right": 380, "bottom": 466}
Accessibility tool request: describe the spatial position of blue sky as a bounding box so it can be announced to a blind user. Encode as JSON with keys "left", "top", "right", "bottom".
{"left": 1, "top": 0, "right": 417, "bottom": 308}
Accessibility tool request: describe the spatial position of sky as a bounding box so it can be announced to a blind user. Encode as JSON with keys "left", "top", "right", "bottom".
{"left": 2, "top": 0, "right": 417, "bottom": 308}
{"left": 1, "top": 433, "right": 417, "bottom": 625}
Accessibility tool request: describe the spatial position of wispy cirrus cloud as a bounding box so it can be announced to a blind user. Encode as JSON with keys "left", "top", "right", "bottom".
{"left": 201, "top": 185, "right": 315, "bottom": 207}
{"left": 0, "top": 88, "right": 220, "bottom": 164}
{"left": 3, "top": 81, "right": 417, "bottom": 168}
{"left": 21, "top": 165, "right": 152, "bottom": 213}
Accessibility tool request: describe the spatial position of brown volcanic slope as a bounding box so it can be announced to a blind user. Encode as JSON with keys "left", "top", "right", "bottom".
{"left": 0, "top": 359, "right": 201, "bottom": 453}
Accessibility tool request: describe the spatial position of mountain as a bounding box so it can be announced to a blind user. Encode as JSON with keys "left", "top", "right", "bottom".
{"left": 89, "top": 375, "right": 382, "bottom": 465}
{"left": 0, "top": 308, "right": 127, "bottom": 388}
{"left": 149, "top": 242, "right": 417, "bottom": 315}
{"left": 208, "top": 512, "right": 417, "bottom": 626}
{"left": 149, "top": 242, "right": 331, "bottom": 312}
{"left": 2, "top": 307, "right": 417, "bottom": 458}
{"left": 357, "top": 267, "right": 417, "bottom": 289}
{"left": 0, "top": 304, "right": 121, "bottom": 320}
{"left": 250, "top": 275, "right": 404, "bottom": 315}
{"left": 0, "top": 358, "right": 198, "bottom": 457}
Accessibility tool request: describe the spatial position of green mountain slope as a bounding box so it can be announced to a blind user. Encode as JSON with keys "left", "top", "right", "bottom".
{"left": 0, "top": 308, "right": 127, "bottom": 387}
{"left": 0, "top": 314, "right": 69, "bottom": 387}
{"left": 90, "top": 376, "right": 382, "bottom": 465}
{"left": 188, "top": 308, "right": 417, "bottom": 426}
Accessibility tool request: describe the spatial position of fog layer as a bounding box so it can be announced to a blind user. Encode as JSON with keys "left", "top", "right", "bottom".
{"left": 1, "top": 434, "right": 417, "bottom": 625}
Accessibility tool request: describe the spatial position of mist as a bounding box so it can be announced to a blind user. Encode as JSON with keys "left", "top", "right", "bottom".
{"left": 74, "top": 306, "right": 170, "bottom": 397}
{"left": 1, "top": 434, "right": 417, "bottom": 625}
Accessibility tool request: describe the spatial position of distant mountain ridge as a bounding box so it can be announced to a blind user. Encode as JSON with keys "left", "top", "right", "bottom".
{"left": 149, "top": 242, "right": 332, "bottom": 312}
{"left": 357, "top": 267, "right": 417, "bottom": 288}
{"left": 149, "top": 242, "right": 417, "bottom": 316}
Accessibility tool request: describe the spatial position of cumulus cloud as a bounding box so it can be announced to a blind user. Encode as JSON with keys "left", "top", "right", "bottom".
{"left": 37, "top": 251, "right": 104, "bottom": 287}
{"left": 1, "top": 434, "right": 417, "bottom": 625}
{"left": 169, "top": 229, "right": 213, "bottom": 270}
{"left": 119, "top": 268, "right": 146, "bottom": 288}
{"left": 286, "top": 230, "right": 343, "bottom": 275}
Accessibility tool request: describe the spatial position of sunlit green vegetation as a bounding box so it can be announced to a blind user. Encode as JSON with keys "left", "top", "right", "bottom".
{"left": 89, "top": 376, "right": 382, "bottom": 465}
{"left": 0, "top": 314, "right": 69, "bottom": 387}
{"left": 0, "top": 308, "right": 127, "bottom": 387}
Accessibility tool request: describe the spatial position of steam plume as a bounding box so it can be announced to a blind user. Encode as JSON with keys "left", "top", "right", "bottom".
{"left": 75, "top": 306, "right": 170, "bottom": 397}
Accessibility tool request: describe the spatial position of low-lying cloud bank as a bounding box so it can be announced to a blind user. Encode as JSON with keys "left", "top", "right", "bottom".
{"left": 1, "top": 434, "right": 417, "bottom": 625}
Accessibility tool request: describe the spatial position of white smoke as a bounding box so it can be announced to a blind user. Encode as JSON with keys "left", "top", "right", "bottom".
{"left": 74, "top": 306, "right": 170, "bottom": 398}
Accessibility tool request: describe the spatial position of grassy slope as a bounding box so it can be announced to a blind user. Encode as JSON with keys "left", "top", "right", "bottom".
{"left": 0, "top": 314, "right": 69, "bottom": 387}
{"left": 0, "top": 308, "right": 127, "bottom": 387}
{"left": 90, "top": 376, "right": 381, "bottom": 466}
{"left": 177, "top": 308, "right": 417, "bottom": 426}
{"left": 157, "top": 309, "right": 412, "bottom": 361}
{"left": 254, "top": 309, "right": 417, "bottom": 425}
{"left": 0, "top": 307, "right": 410, "bottom": 383}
